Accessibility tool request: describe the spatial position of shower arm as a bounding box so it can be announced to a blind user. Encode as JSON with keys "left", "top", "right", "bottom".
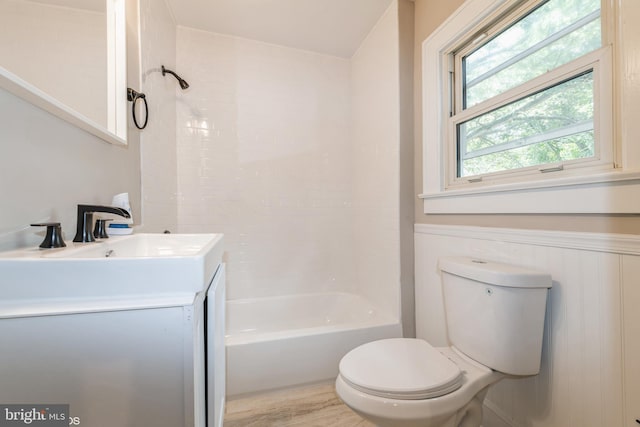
{"left": 161, "top": 65, "right": 190, "bottom": 90}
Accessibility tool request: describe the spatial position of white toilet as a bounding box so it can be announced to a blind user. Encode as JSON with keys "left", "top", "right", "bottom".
{"left": 336, "top": 257, "right": 552, "bottom": 427}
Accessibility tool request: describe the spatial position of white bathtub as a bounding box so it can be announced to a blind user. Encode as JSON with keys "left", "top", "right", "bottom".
{"left": 225, "top": 292, "right": 402, "bottom": 396}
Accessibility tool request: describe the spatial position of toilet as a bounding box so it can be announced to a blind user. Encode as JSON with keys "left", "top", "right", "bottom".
{"left": 336, "top": 257, "right": 552, "bottom": 427}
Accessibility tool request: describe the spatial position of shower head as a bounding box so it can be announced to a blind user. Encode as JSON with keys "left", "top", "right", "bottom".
{"left": 161, "top": 65, "right": 190, "bottom": 90}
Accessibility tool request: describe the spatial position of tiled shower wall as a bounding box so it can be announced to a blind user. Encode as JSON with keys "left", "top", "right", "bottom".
{"left": 175, "top": 2, "right": 402, "bottom": 320}
{"left": 351, "top": 3, "right": 401, "bottom": 321}
{"left": 138, "top": 0, "right": 178, "bottom": 233}
{"left": 175, "top": 28, "right": 356, "bottom": 300}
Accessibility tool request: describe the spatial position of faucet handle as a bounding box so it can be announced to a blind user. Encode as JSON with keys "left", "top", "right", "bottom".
{"left": 31, "top": 222, "right": 67, "bottom": 249}
{"left": 93, "top": 218, "right": 113, "bottom": 239}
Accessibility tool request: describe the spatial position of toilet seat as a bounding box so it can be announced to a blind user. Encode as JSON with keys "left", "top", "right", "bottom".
{"left": 339, "top": 338, "right": 463, "bottom": 400}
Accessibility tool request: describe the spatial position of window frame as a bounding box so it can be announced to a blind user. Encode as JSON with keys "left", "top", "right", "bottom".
{"left": 446, "top": 45, "right": 613, "bottom": 188}
{"left": 418, "top": 0, "right": 640, "bottom": 214}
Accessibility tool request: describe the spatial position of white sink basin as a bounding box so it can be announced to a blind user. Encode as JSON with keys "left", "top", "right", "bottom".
{"left": 44, "top": 233, "right": 219, "bottom": 259}
{"left": 0, "top": 233, "right": 224, "bottom": 315}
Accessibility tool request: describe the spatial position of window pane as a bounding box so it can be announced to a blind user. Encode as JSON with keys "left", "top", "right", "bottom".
{"left": 457, "top": 71, "right": 594, "bottom": 177}
{"left": 463, "top": 0, "right": 601, "bottom": 108}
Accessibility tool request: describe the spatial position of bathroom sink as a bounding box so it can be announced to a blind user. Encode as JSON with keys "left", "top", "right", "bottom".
{"left": 0, "top": 233, "right": 224, "bottom": 312}
{"left": 44, "top": 233, "right": 219, "bottom": 259}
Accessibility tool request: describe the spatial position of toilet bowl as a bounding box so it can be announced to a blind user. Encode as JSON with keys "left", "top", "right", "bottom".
{"left": 336, "top": 257, "right": 552, "bottom": 427}
{"left": 336, "top": 339, "right": 503, "bottom": 427}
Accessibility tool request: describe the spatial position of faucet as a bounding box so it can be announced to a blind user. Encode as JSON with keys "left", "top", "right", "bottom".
{"left": 73, "top": 204, "right": 131, "bottom": 243}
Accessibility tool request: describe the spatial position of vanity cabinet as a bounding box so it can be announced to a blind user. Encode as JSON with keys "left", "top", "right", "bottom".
{"left": 0, "top": 264, "right": 225, "bottom": 427}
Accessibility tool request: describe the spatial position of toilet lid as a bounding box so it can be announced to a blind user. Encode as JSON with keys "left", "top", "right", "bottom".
{"left": 339, "top": 338, "right": 463, "bottom": 400}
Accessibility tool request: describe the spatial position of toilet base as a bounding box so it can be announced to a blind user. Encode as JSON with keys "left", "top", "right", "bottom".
{"left": 453, "top": 389, "right": 488, "bottom": 427}
{"left": 347, "top": 408, "right": 458, "bottom": 427}
{"left": 339, "top": 382, "right": 489, "bottom": 427}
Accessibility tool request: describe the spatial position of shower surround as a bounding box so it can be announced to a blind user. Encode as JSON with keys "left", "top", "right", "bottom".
{"left": 175, "top": 2, "right": 408, "bottom": 394}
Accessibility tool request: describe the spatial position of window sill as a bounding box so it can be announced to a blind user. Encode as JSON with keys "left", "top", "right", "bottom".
{"left": 419, "top": 169, "right": 640, "bottom": 214}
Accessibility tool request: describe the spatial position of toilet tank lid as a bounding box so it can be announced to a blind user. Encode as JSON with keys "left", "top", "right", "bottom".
{"left": 439, "top": 257, "right": 552, "bottom": 288}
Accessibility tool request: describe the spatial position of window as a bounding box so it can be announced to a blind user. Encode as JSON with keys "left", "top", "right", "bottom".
{"left": 421, "top": 0, "right": 640, "bottom": 214}
{"left": 445, "top": 0, "right": 612, "bottom": 187}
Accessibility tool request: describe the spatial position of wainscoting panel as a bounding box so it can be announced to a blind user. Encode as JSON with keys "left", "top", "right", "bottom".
{"left": 415, "top": 224, "right": 638, "bottom": 427}
{"left": 621, "top": 256, "right": 640, "bottom": 426}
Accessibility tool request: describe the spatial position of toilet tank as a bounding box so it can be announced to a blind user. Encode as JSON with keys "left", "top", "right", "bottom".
{"left": 439, "top": 257, "right": 552, "bottom": 376}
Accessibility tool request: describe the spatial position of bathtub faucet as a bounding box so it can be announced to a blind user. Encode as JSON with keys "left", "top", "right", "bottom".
{"left": 73, "top": 204, "right": 131, "bottom": 243}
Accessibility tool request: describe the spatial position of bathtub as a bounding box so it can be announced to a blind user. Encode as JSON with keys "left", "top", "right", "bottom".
{"left": 225, "top": 292, "right": 402, "bottom": 396}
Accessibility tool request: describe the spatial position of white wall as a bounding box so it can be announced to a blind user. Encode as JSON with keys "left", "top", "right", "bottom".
{"left": 351, "top": 2, "right": 402, "bottom": 321}
{"left": 415, "top": 224, "right": 640, "bottom": 427}
{"left": 138, "top": 0, "right": 178, "bottom": 232}
{"left": 0, "top": 89, "right": 140, "bottom": 251}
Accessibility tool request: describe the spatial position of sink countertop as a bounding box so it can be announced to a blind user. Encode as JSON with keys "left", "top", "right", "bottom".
{"left": 0, "top": 233, "right": 224, "bottom": 318}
